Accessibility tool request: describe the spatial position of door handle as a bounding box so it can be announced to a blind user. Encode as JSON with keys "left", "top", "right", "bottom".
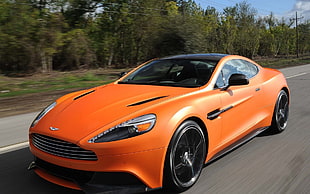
{"left": 255, "top": 87, "right": 261, "bottom": 92}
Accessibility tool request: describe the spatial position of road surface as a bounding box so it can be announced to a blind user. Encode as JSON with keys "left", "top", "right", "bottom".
{"left": 0, "top": 64, "right": 310, "bottom": 193}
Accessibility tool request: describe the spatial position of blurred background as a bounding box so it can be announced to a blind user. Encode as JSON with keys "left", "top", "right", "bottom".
{"left": 0, "top": 0, "right": 309, "bottom": 75}
{"left": 0, "top": 0, "right": 309, "bottom": 111}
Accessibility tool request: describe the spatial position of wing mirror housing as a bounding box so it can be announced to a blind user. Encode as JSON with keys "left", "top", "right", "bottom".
{"left": 229, "top": 73, "right": 249, "bottom": 86}
{"left": 222, "top": 73, "right": 249, "bottom": 90}
{"left": 119, "top": 72, "right": 127, "bottom": 78}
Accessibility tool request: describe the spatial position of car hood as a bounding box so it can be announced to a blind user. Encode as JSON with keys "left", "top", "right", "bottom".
{"left": 33, "top": 83, "right": 198, "bottom": 143}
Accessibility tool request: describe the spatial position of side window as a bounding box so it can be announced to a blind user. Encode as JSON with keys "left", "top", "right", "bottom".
{"left": 240, "top": 60, "right": 259, "bottom": 78}
{"left": 214, "top": 59, "right": 258, "bottom": 89}
{"left": 215, "top": 61, "right": 238, "bottom": 88}
{"left": 215, "top": 70, "right": 225, "bottom": 88}
{"left": 230, "top": 59, "right": 259, "bottom": 79}
{"left": 222, "top": 60, "right": 238, "bottom": 82}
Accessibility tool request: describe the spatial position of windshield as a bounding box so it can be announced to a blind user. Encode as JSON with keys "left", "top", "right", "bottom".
{"left": 119, "top": 59, "right": 218, "bottom": 87}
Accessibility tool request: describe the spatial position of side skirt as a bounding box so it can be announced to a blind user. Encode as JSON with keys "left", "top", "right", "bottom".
{"left": 206, "top": 126, "right": 269, "bottom": 165}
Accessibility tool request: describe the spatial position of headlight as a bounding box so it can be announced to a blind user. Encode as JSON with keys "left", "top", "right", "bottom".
{"left": 31, "top": 102, "right": 56, "bottom": 128}
{"left": 88, "top": 114, "right": 156, "bottom": 143}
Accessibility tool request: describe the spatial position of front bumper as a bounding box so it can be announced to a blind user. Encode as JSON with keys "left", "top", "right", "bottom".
{"left": 29, "top": 143, "right": 166, "bottom": 192}
{"left": 28, "top": 158, "right": 160, "bottom": 193}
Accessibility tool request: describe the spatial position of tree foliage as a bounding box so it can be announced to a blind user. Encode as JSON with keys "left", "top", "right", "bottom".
{"left": 0, "top": 0, "right": 309, "bottom": 74}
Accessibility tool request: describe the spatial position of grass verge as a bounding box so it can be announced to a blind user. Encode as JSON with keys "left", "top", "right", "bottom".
{"left": 255, "top": 55, "right": 310, "bottom": 68}
{"left": 0, "top": 69, "right": 127, "bottom": 98}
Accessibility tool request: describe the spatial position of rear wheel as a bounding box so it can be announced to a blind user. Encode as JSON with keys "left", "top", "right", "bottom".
{"left": 164, "top": 120, "right": 206, "bottom": 192}
{"left": 270, "top": 90, "right": 289, "bottom": 133}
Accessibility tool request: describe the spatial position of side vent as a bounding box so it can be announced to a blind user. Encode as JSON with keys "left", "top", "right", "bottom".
{"left": 74, "top": 90, "right": 95, "bottom": 100}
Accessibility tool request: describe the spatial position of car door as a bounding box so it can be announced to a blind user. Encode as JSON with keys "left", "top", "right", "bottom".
{"left": 214, "top": 59, "right": 261, "bottom": 147}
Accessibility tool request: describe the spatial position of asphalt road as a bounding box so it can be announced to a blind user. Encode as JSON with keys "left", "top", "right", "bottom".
{"left": 0, "top": 64, "right": 310, "bottom": 193}
{"left": 0, "top": 112, "right": 37, "bottom": 148}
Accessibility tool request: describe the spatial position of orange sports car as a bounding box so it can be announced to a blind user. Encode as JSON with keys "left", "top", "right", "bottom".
{"left": 28, "top": 54, "right": 289, "bottom": 193}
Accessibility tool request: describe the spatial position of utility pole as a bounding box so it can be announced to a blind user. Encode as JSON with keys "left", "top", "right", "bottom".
{"left": 291, "top": 12, "right": 304, "bottom": 58}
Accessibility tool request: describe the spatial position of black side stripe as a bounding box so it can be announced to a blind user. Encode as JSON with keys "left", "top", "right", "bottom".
{"left": 207, "top": 105, "right": 233, "bottom": 120}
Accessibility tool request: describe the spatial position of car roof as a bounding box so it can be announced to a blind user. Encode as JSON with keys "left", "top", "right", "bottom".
{"left": 161, "top": 53, "right": 229, "bottom": 61}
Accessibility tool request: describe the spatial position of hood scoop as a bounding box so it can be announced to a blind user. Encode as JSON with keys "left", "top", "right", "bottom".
{"left": 74, "top": 90, "right": 95, "bottom": 100}
{"left": 127, "top": 96, "right": 168, "bottom": 107}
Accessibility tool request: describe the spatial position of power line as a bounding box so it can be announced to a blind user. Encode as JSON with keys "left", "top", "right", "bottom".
{"left": 290, "top": 12, "right": 304, "bottom": 58}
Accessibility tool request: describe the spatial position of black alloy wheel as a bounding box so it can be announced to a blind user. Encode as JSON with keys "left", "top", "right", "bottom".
{"left": 164, "top": 120, "right": 206, "bottom": 192}
{"left": 270, "top": 90, "right": 289, "bottom": 133}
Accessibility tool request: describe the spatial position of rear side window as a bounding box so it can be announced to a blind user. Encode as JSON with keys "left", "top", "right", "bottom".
{"left": 239, "top": 60, "right": 259, "bottom": 79}
{"left": 222, "top": 59, "right": 259, "bottom": 80}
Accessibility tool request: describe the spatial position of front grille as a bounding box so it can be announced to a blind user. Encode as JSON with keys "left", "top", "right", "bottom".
{"left": 32, "top": 133, "right": 98, "bottom": 161}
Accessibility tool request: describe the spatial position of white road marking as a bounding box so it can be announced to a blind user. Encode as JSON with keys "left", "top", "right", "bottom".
{"left": 286, "top": 72, "right": 308, "bottom": 79}
{"left": 0, "top": 141, "right": 29, "bottom": 154}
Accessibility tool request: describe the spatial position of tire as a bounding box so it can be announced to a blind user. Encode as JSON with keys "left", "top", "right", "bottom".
{"left": 164, "top": 120, "right": 206, "bottom": 192}
{"left": 270, "top": 90, "right": 289, "bottom": 133}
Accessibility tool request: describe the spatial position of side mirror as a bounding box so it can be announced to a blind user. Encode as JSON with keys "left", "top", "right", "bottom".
{"left": 228, "top": 73, "right": 249, "bottom": 86}
{"left": 119, "top": 72, "right": 127, "bottom": 78}
{"left": 221, "top": 73, "right": 249, "bottom": 90}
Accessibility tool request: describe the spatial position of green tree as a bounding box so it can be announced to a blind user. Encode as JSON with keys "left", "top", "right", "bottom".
{"left": 36, "top": 12, "right": 66, "bottom": 72}
{"left": 202, "top": 6, "right": 220, "bottom": 52}
{"left": 64, "top": 0, "right": 101, "bottom": 27}
{"left": 220, "top": 6, "right": 238, "bottom": 53}
{"left": 0, "top": 0, "right": 39, "bottom": 73}
{"left": 0, "top": 0, "right": 309, "bottom": 74}
{"left": 54, "top": 29, "right": 96, "bottom": 70}
{"left": 233, "top": 1, "right": 260, "bottom": 58}
{"left": 298, "top": 21, "right": 310, "bottom": 55}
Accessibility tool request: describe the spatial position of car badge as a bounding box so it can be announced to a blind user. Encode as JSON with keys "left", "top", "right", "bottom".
{"left": 49, "top": 127, "right": 59, "bottom": 131}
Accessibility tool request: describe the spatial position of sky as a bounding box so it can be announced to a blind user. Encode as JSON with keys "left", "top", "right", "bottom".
{"left": 195, "top": 0, "right": 310, "bottom": 22}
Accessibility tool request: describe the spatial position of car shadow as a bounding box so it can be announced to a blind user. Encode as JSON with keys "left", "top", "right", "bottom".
{"left": 257, "top": 127, "right": 279, "bottom": 137}
{"left": 203, "top": 127, "right": 279, "bottom": 167}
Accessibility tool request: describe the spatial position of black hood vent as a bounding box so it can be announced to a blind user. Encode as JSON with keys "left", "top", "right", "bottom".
{"left": 74, "top": 90, "right": 95, "bottom": 100}
{"left": 127, "top": 96, "right": 168, "bottom": 107}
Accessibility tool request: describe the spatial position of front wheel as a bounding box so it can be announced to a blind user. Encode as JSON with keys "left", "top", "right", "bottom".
{"left": 164, "top": 120, "right": 206, "bottom": 192}
{"left": 270, "top": 90, "right": 289, "bottom": 133}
